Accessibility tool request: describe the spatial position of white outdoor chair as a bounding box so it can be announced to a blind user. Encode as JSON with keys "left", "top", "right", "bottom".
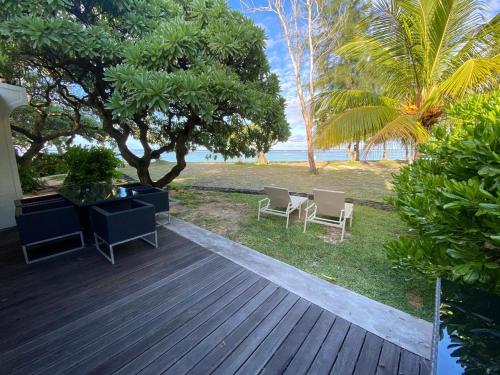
{"left": 303, "top": 189, "right": 353, "bottom": 241}
{"left": 258, "top": 186, "right": 308, "bottom": 228}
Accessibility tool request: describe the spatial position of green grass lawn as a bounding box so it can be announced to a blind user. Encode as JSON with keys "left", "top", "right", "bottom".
{"left": 171, "top": 190, "right": 435, "bottom": 321}
{"left": 122, "top": 159, "right": 403, "bottom": 202}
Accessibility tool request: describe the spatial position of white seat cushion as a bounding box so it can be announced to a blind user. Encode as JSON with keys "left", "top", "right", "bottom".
{"left": 290, "top": 195, "right": 308, "bottom": 209}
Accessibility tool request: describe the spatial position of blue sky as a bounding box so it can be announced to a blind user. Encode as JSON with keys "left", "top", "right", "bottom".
{"left": 228, "top": 0, "right": 307, "bottom": 150}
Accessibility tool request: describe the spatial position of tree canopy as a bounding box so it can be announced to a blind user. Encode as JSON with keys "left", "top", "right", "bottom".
{"left": 0, "top": 0, "right": 289, "bottom": 186}
{"left": 314, "top": 0, "right": 499, "bottom": 150}
{"left": 9, "top": 71, "right": 103, "bottom": 171}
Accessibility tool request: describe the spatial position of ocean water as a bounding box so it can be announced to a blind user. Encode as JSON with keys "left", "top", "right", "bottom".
{"left": 135, "top": 149, "right": 407, "bottom": 163}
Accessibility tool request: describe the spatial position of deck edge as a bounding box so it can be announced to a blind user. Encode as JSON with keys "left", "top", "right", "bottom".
{"left": 164, "top": 217, "right": 432, "bottom": 359}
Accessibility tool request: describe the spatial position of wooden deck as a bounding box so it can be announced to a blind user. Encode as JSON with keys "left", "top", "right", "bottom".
{"left": 0, "top": 226, "right": 430, "bottom": 374}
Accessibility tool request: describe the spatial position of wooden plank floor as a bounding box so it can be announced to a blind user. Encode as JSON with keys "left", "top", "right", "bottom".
{"left": 0, "top": 227, "right": 430, "bottom": 374}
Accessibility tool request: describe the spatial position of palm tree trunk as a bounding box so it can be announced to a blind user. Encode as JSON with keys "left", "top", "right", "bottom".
{"left": 347, "top": 143, "right": 355, "bottom": 161}
{"left": 382, "top": 142, "right": 388, "bottom": 160}
{"left": 404, "top": 143, "right": 409, "bottom": 161}
{"left": 354, "top": 141, "right": 360, "bottom": 161}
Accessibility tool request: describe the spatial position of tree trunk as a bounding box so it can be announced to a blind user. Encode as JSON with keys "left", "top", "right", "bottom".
{"left": 153, "top": 148, "right": 188, "bottom": 188}
{"left": 136, "top": 159, "right": 153, "bottom": 185}
{"left": 256, "top": 151, "right": 268, "bottom": 165}
{"left": 305, "top": 0, "right": 318, "bottom": 175}
{"left": 347, "top": 143, "right": 355, "bottom": 161}
{"left": 404, "top": 143, "right": 409, "bottom": 162}
{"left": 412, "top": 143, "right": 418, "bottom": 161}
{"left": 152, "top": 123, "right": 193, "bottom": 188}
{"left": 354, "top": 141, "right": 360, "bottom": 161}
{"left": 17, "top": 142, "right": 44, "bottom": 171}
{"left": 382, "top": 141, "right": 388, "bottom": 160}
{"left": 305, "top": 116, "right": 317, "bottom": 173}
{"left": 271, "top": 0, "right": 318, "bottom": 175}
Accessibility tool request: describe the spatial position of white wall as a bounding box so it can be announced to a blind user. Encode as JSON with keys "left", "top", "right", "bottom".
{"left": 0, "top": 83, "right": 27, "bottom": 229}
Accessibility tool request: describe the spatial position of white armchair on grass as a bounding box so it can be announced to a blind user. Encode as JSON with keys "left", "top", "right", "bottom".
{"left": 258, "top": 186, "right": 308, "bottom": 228}
{"left": 303, "top": 189, "right": 354, "bottom": 241}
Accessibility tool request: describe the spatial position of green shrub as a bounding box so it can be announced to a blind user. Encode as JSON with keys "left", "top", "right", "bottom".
{"left": 386, "top": 91, "right": 500, "bottom": 291}
{"left": 19, "top": 166, "right": 45, "bottom": 193}
{"left": 33, "top": 153, "right": 68, "bottom": 177}
{"left": 63, "top": 146, "right": 121, "bottom": 185}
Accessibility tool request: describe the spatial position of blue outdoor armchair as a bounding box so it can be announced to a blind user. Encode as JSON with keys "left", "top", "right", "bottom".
{"left": 15, "top": 193, "right": 66, "bottom": 209}
{"left": 15, "top": 199, "right": 84, "bottom": 264}
{"left": 131, "top": 186, "right": 170, "bottom": 223}
{"left": 90, "top": 199, "right": 157, "bottom": 264}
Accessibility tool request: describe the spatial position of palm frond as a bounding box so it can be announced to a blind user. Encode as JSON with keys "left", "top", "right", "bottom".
{"left": 314, "top": 105, "right": 400, "bottom": 148}
{"left": 314, "top": 89, "right": 397, "bottom": 117}
{"left": 426, "top": 0, "right": 484, "bottom": 83}
{"left": 338, "top": 36, "right": 416, "bottom": 99}
{"left": 438, "top": 54, "right": 500, "bottom": 98}
{"left": 366, "top": 115, "right": 428, "bottom": 149}
{"left": 368, "top": 0, "right": 426, "bottom": 91}
{"left": 450, "top": 13, "right": 500, "bottom": 68}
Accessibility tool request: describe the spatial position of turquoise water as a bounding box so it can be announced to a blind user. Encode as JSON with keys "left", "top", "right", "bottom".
{"left": 146, "top": 149, "right": 407, "bottom": 162}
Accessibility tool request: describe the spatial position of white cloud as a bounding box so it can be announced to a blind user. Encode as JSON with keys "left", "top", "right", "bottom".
{"left": 265, "top": 36, "right": 283, "bottom": 49}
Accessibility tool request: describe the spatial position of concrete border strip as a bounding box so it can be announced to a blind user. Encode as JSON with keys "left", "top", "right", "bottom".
{"left": 164, "top": 217, "right": 432, "bottom": 359}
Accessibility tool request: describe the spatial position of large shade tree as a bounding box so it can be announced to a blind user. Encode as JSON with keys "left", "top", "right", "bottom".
{"left": 0, "top": 0, "right": 289, "bottom": 187}
{"left": 314, "top": 0, "right": 499, "bottom": 150}
{"left": 8, "top": 71, "right": 103, "bottom": 172}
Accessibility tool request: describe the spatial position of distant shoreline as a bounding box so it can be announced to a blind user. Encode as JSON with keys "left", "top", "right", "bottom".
{"left": 132, "top": 149, "right": 407, "bottom": 163}
{"left": 149, "top": 159, "right": 405, "bottom": 168}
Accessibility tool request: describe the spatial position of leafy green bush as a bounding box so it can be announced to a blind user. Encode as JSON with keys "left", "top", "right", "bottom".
{"left": 63, "top": 146, "right": 121, "bottom": 185}
{"left": 33, "top": 153, "right": 68, "bottom": 177}
{"left": 386, "top": 91, "right": 500, "bottom": 291}
{"left": 19, "top": 166, "right": 45, "bottom": 193}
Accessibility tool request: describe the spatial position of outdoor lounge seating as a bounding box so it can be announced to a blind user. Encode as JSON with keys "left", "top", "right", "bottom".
{"left": 258, "top": 186, "right": 308, "bottom": 228}
{"left": 90, "top": 199, "right": 157, "bottom": 264}
{"left": 303, "top": 189, "right": 353, "bottom": 241}
{"left": 130, "top": 186, "right": 170, "bottom": 223}
{"left": 14, "top": 193, "right": 66, "bottom": 208}
{"left": 15, "top": 199, "right": 84, "bottom": 264}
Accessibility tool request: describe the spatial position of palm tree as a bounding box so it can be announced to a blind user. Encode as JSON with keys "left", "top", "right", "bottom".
{"left": 314, "top": 0, "right": 499, "bottom": 151}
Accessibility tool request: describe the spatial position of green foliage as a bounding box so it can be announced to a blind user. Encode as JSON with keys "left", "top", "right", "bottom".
{"left": 33, "top": 153, "right": 68, "bottom": 177}
{"left": 314, "top": 0, "right": 499, "bottom": 148}
{"left": 19, "top": 166, "right": 45, "bottom": 193}
{"left": 0, "top": 0, "right": 289, "bottom": 186}
{"left": 315, "top": 0, "right": 375, "bottom": 92}
{"left": 8, "top": 72, "right": 106, "bottom": 171}
{"left": 63, "top": 146, "right": 121, "bottom": 185}
{"left": 387, "top": 91, "right": 500, "bottom": 291}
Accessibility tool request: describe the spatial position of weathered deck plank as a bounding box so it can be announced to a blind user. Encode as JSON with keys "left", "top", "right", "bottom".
{"left": 0, "top": 227, "right": 430, "bottom": 374}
